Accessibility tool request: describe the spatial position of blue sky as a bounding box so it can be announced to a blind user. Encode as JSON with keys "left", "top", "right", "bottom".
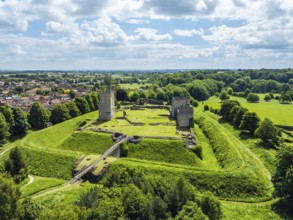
{"left": 0, "top": 0, "right": 293, "bottom": 70}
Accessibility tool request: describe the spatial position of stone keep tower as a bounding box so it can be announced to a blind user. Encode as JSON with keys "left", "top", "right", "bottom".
{"left": 99, "top": 87, "right": 115, "bottom": 121}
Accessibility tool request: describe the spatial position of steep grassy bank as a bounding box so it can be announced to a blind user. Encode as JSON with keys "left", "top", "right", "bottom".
{"left": 59, "top": 131, "right": 113, "bottom": 154}
{"left": 126, "top": 138, "right": 203, "bottom": 167}
{"left": 20, "top": 146, "right": 80, "bottom": 180}
{"left": 23, "top": 111, "right": 98, "bottom": 149}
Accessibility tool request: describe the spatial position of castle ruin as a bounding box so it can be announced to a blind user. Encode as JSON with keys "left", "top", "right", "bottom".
{"left": 99, "top": 87, "right": 115, "bottom": 121}
{"left": 171, "top": 97, "right": 194, "bottom": 128}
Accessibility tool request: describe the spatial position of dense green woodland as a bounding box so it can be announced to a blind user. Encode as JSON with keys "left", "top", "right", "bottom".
{"left": 0, "top": 69, "right": 293, "bottom": 219}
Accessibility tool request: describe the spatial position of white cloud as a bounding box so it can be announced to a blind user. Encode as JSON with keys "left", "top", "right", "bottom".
{"left": 134, "top": 28, "right": 172, "bottom": 42}
{"left": 0, "top": 0, "right": 293, "bottom": 69}
{"left": 174, "top": 28, "right": 204, "bottom": 37}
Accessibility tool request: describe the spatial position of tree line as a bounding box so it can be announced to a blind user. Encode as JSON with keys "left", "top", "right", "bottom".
{"left": 0, "top": 92, "right": 99, "bottom": 147}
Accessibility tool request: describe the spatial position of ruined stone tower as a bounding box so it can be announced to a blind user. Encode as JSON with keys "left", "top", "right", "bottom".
{"left": 99, "top": 86, "right": 115, "bottom": 121}
{"left": 171, "top": 97, "right": 194, "bottom": 128}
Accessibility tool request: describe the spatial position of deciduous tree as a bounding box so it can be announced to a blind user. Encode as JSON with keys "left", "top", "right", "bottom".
{"left": 0, "top": 113, "right": 9, "bottom": 145}
{"left": 0, "top": 177, "right": 22, "bottom": 220}
{"left": 28, "top": 102, "right": 49, "bottom": 129}
{"left": 255, "top": 118, "right": 278, "bottom": 146}
{"left": 50, "top": 104, "right": 71, "bottom": 124}
{"left": 85, "top": 94, "right": 95, "bottom": 111}
{"left": 219, "top": 91, "right": 229, "bottom": 101}
{"left": 240, "top": 112, "right": 260, "bottom": 134}
{"left": 66, "top": 102, "right": 80, "bottom": 118}
{"left": 11, "top": 107, "right": 30, "bottom": 137}
{"left": 5, "top": 147, "right": 28, "bottom": 183}
{"left": 273, "top": 145, "right": 293, "bottom": 210}
{"left": 74, "top": 97, "right": 90, "bottom": 114}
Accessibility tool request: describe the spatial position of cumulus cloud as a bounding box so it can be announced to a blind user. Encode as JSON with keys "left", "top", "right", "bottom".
{"left": 134, "top": 28, "right": 172, "bottom": 42}
{"left": 0, "top": 0, "right": 293, "bottom": 69}
{"left": 174, "top": 28, "right": 204, "bottom": 37}
{"left": 144, "top": 0, "right": 218, "bottom": 18}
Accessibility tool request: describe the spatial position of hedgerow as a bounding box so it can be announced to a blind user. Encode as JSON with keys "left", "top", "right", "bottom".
{"left": 194, "top": 116, "right": 243, "bottom": 169}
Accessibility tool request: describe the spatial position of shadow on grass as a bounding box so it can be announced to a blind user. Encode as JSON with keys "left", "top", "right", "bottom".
{"left": 272, "top": 200, "right": 293, "bottom": 220}
{"left": 8, "top": 133, "right": 28, "bottom": 142}
{"left": 239, "top": 131, "right": 257, "bottom": 140}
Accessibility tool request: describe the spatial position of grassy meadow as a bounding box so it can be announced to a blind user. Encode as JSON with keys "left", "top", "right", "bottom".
{"left": 203, "top": 95, "right": 293, "bottom": 126}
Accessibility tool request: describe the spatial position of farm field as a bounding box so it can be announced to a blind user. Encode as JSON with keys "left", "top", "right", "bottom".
{"left": 203, "top": 95, "right": 293, "bottom": 126}
{"left": 119, "top": 83, "right": 151, "bottom": 89}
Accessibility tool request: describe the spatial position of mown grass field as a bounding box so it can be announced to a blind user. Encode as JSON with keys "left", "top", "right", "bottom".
{"left": 93, "top": 109, "right": 179, "bottom": 137}
{"left": 119, "top": 83, "right": 151, "bottom": 90}
{"left": 203, "top": 95, "right": 293, "bottom": 126}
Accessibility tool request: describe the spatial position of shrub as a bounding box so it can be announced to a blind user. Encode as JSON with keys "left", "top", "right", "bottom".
{"left": 201, "top": 192, "right": 222, "bottom": 220}
{"left": 246, "top": 93, "right": 260, "bottom": 103}
{"left": 120, "top": 143, "right": 129, "bottom": 157}
{"left": 240, "top": 112, "right": 260, "bottom": 134}
{"left": 191, "top": 99, "right": 199, "bottom": 107}
{"left": 219, "top": 91, "right": 230, "bottom": 101}
{"left": 263, "top": 94, "right": 271, "bottom": 102}
{"left": 204, "top": 105, "right": 209, "bottom": 111}
{"left": 195, "top": 117, "right": 242, "bottom": 169}
{"left": 191, "top": 145, "right": 203, "bottom": 160}
{"left": 219, "top": 100, "right": 240, "bottom": 121}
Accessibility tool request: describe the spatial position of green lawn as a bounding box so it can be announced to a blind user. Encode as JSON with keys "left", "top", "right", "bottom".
{"left": 203, "top": 95, "right": 293, "bottom": 126}
{"left": 92, "top": 109, "right": 178, "bottom": 137}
